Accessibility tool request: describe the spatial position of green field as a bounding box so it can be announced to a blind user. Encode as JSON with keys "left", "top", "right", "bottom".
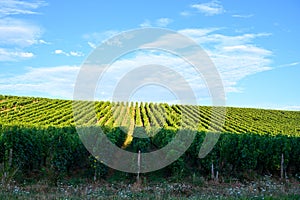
{"left": 0, "top": 95, "right": 299, "bottom": 199}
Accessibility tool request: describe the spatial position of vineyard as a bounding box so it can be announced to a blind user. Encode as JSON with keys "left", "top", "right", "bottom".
{"left": 0, "top": 94, "right": 300, "bottom": 187}
{"left": 1, "top": 95, "right": 299, "bottom": 136}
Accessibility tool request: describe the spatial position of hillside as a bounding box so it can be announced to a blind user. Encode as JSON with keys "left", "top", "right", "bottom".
{"left": 0, "top": 94, "right": 300, "bottom": 199}
{"left": 0, "top": 94, "right": 299, "bottom": 136}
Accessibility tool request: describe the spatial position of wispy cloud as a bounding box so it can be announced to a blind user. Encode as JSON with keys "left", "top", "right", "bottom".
{"left": 87, "top": 41, "right": 97, "bottom": 49}
{"left": 191, "top": 1, "right": 224, "bottom": 16}
{"left": 178, "top": 27, "right": 221, "bottom": 38}
{"left": 54, "top": 49, "right": 84, "bottom": 57}
{"left": 93, "top": 51, "right": 208, "bottom": 102}
{"left": 180, "top": 30, "right": 271, "bottom": 46}
{"left": 222, "top": 45, "right": 272, "bottom": 55}
{"left": 0, "top": 17, "right": 39, "bottom": 61}
{"left": 38, "top": 39, "right": 50, "bottom": 45}
{"left": 180, "top": 11, "right": 191, "bottom": 17}
{"left": 83, "top": 30, "right": 119, "bottom": 48}
{"left": 70, "top": 51, "right": 84, "bottom": 57}
{"left": 0, "top": 0, "right": 46, "bottom": 62}
{"left": 0, "top": 0, "right": 47, "bottom": 17}
{"left": 232, "top": 14, "right": 254, "bottom": 18}
{"left": 0, "top": 48, "right": 34, "bottom": 61}
{"left": 140, "top": 18, "right": 173, "bottom": 28}
{"left": 123, "top": 29, "right": 272, "bottom": 96}
{"left": 54, "top": 49, "right": 67, "bottom": 56}
{"left": 140, "top": 20, "right": 152, "bottom": 28}
{"left": 156, "top": 18, "right": 173, "bottom": 27}
{"left": 1, "top": 28, "right": 273, "bottom": 102}
{"left": 178, "top": 28, "right": 272, "bottom": 93}
{"left": 280, "top": 106, "right": 300, "bottom": 111}
{"left": 0, "top": 66, "right": 80, "bottom": 99}
{"left": 88, "top": 29, "right": 273, "bottom": 102}
{"left": 277, "top": 61, "right": 300, "bottom": 68}
{"left": 0, "top": 18, "right": 42, "bottom": 47}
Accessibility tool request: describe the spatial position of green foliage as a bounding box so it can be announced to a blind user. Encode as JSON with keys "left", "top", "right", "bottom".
{"left": 89, "top": 155, "right": 108, "bottom": 181}
{"left": 0, "top": 95, "right": 300, "bottom": 182}
{"left": 0, "top": 124, "right": 124, "bottom": 182}
{"left": 1, "top": 95, "right": 299, "bottom": 136}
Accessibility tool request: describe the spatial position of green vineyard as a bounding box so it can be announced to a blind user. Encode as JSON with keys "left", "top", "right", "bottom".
{"left": 1, "top": 95, "right": 299, "bottom": 136}
{"left": 0, "top": 94, "right": 300, "bottom": 183}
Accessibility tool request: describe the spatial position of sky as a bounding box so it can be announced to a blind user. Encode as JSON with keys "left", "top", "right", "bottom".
{"left": 0, "top": 0, "right": 299, "bottom": 110}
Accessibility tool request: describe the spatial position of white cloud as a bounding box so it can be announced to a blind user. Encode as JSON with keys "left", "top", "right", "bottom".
{"left": 54, "top": 49, "right": 64, "bottom": 55}
{"left": 179, "top": 29, "right": 271, "bottom": 46}
{"left": 18, "top": 51, "right": 34, "bottom": 58}
{"left": 88, "top": 41, "right": 97, "bottom": 49}
{"left": 262, "top": 105, "right": 300, "bottom": 111}
{"left": 0, "top": 66, "right": 80, "bottom": 99}
{"left": 94, "top": 51, "right": 208, "bottom": 103}
{"left": 280, "top": 106, "right": 300, "bottom": 111}
{"left": 95, "top": 28, "right": 273, "bottom": 101}
{"left": 140, "top": 20, "right": 152, "bottom": 28}
{"left": 223, "top": 45, "right": 272, "bottom": 55}
{"left": 54, "top": 49, "right": 84, "bottom": 57}
{"left": 178, "top": 29, "right": 272, "bottom": 91}
{"left": 179, "top": 28, "right": 221, "bottom": 38}
{"left": 0, "top": 18, "right": 42, "bottom": 47}
{"left": 83, "top": 30, "right": 119, "bottom": 44}
{"left": 191, "top": 1, "right": 224, "bottom": 16}
{"left": 278, "top": 61, "right": 300, "bottom": 68}
{"left": 38, "top": 39, "right": 50, "bottom": 45}
{"left": 70, "top": 51, "right": 84, "bottom": 57}
{"left": 0, "top": 1, "right": 46, "bottom": 62}
{"left": 155, "top": 18, "right": 173, "bottom": 27}
{"left": 84, "top": 30, "right": 120, "bottom": 50}
{"left": 0, "top": 0, "right": 47, "bottom": 17}
{"left": 0, "top": 18, "right": 38, "bottom": 61}
{"left": 140, "top": 18, "right": 173, "bottom": 28}
{"left": 180, "top": 11, "right": 191, "bottom": 17}
{"left": 1, "top": 28, "right": 273, "bottom": 103}
{"left": 232, "top": 14, "right": 254, "bottom": 18}
{"left": 0, "top": 48, "right": 34, "bottom": 61}
{"left": 288, "top": 62, "right": 300, "bottom": 66}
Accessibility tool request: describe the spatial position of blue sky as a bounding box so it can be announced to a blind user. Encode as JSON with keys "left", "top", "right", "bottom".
{"left": 0, "top": 0, "right": 299, "bottom": 110}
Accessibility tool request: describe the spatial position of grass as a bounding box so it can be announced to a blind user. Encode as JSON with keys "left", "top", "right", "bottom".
{"left": 0, "top": 176, "right": 299, "bottom": 199}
